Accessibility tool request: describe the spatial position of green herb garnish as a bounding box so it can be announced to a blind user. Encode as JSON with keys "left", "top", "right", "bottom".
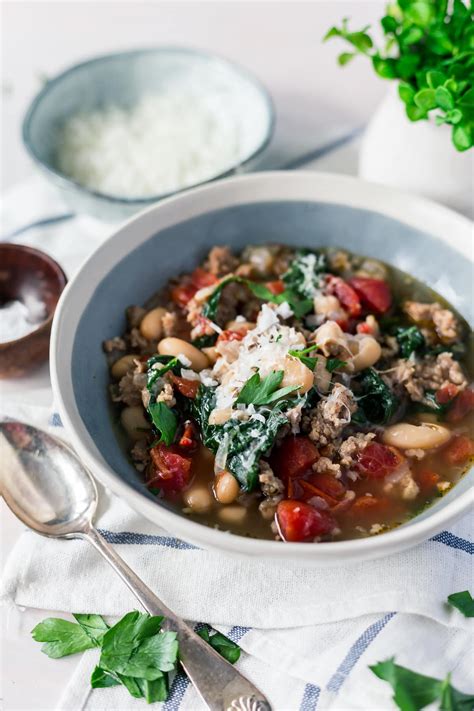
{"left": 197, "top": 627, "right": 241, "bottom": 664}
{"left": 32, "top": 611, "right": 241, "bottom": 705}
{"left": 147, "top": 402, "right": 178, "bottom": 446}
{"left": 324, "top": 1, "right": 474, "bottom": 151}
{"left": 289, "top": 345, "right": 319, "bottom": 370}
{"left": 370, "top": 657, "right": 474, "bottom": 711}
{"left": 447, "top": 590, "right": 474, "bottom": 618}
{"left": 326, "top": 357, "right": 348, "bottom": 372}
{"left": 395, "top": 325, "right": 426, "bottom": 358}
{"left": 236, "top": 370, "right": 300, "bottom": 406}
{"left": 282, "top": 249, "right": 328, "bottom": 299}
{"left": 353, "top": 368, "right": 399, "bottom": 425}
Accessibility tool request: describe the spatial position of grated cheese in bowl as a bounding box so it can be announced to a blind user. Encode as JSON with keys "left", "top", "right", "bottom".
{"left": 56, "top": 89, "right": 266, "bottom": 199}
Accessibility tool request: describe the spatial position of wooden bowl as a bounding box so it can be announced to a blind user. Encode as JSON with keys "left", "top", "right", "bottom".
{"left": 0, "top": 244, "right": 67, "bottom": 378}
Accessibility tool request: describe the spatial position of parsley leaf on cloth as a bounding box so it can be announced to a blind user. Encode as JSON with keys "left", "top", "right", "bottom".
{"left": 147, "top": 401, "right": 177, "bottom": 446}
{"left": 197, "top": 627, "right": 241, "bottom": 664}
{"left": 72, "top": 613, "right": 109, "bottom": 645}
{"left": 31, "top": 617, "right": 104, "bottom": 659}
{"left": 370, "top": 657, "right": 474, "bottom": 711}
{"left": 447, "top": 590, "right": 474, "bottom": 618}
{"left": 235, "top": 370, "right": 300, "bottom": 406}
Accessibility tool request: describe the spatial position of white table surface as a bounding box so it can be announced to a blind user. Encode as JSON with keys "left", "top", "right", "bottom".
{"left": 1, "top": 2, "right": 383, "bottom": 709}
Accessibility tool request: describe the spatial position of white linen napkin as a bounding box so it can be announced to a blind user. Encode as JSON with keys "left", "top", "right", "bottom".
{"left": 1, "top": 170, "right": 473, "bottom": 711}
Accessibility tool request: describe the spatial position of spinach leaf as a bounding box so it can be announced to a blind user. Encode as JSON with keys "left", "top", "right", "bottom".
{"left": 147, "top": 401, "right": 177, "bottom": 446}
{"left": 146, "top": 356, "right": 180, "bottom": 393}
{"left": 192, "top": 334, "right": 217, "bottom": 349}
{"left": 282, "top": 249, "right": 328, "bottom": 299}
{"left": 31, "top": 617, "right": 102, "bottom": 659}
{"left": 447, "top": 590, "right": 474, "bottom": 618}
{"left": 197, "top": 627, "right": 241, "bottom": 664}
{"left": 354, "top": 368, "right": 399, "bottom": 425}
{"left": 326, "top": 357, "right": 348, "bottom": 372}
{"left": 370, "top": 657, "right": 474, "bottom": 711}
{"left": 235, "top": 370, "right": 300, "bottom": 406}
{"left": 395, "top": 325, "right": 425, "bottom": 358}
{"left": 192, "top": 386, "right": 290, "bottom": 490}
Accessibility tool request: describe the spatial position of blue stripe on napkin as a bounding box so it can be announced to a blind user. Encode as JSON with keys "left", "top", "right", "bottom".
{"left": 431, "top": 530, "right": 474, "bottom": 554}
{"left": 299, "top": 683, "right": 321, "bottom": 711}
{"left": 326, "top": 612, "right": 396, "bottom": 693}
{"left": 162, "top": 671, "right": 189, "bottom": 711}
{"left": 98, "top": 529, "right": 198, "bottom": 550}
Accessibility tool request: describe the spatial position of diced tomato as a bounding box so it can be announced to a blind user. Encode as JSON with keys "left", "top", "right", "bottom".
{"left": 276, "top": 500, "right": 336, "bottom": 542}
{"left": 349, "top": 495, "right": 390, "bottom": 518}
{"left": 442, "top": 435, "right": 474, "bottom": 465}
{"left": 447, "top": 388, "right": 474, "bottom": 423}
{"left": 356, "top": 321, "right": 374, "bottom": 335}
{"left": 148, "top": 444, "right": 192, "bottom": 493}
{"left": 216, "top": 328, "right": 247, "bottom": 344}
{"left": 305, "top": 472, "right": 347, "bottom": 500}
{"left": 178, "top": 421, "right": 198, "bottom": 451}
{"left": 327, "top": 276, "right": 362, "bottom": 317}
{"left": 356, "top": 442, "right": 404, "bottom": 479}
{"left": 436, "top": 383, "right": 459, "bottom": 405}
{"left": 265, "top": 280, "right": 285, "bottom": 295}
{"left": 417, "top": 469, "right": 440, "bottom": 491}
{"left": 348, "top": 277, "right": 392, "bottom": 314}
{"left": 191, "top": 267, "right": 218, "bottom": 290}
{"left": 170, "top": 374, "right": 200, "bottom": 399}
{"left": 170, "top": 282, "right": 198, "bottom": 308}
{"left": 270, "top": 436, "right": 319, "bottom": 482}
{"left": 170, "top": 268, "right": 217, "bottom": 308}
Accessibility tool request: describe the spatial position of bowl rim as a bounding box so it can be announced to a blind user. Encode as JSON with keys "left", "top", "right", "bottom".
{"left": 22, "top": 45, "right": 276, "bottom": 206}
{"left": 0, "top": 243, "right": 67, "bottom": 348}
{"left": 50, "top": 170, "right": 474, "bottom": 561}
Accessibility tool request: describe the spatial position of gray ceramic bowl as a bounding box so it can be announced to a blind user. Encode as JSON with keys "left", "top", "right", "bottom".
{"left": 51, "top": 172, "right": 473, "bottom": 565}
{"left": 22, "top": 48, "right": 274, "bottom": 221}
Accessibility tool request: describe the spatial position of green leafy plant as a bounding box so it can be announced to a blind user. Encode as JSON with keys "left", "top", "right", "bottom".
{"left": 370, "top": 657, "right": 474, "bottom": 710}
{"left": 324, "top": 0, "right": 474, "bottom": 151}
{"left": 447, "top": 590, "right": 474, "bottom": 617}
{"left": 32, "top": 611, "right": 241, "bottom": 704}
{"left": 235, "top": 370, "right": 300, "bottom": 406}
{"left": 353, "top": 368, "right": 400, "bottom": 425}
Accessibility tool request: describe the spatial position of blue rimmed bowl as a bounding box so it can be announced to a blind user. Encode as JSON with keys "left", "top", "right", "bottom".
{"left": 50, "top": 171, "right": 473, "bottom": 565}
{"left": 22, "top": 48, "right": 274, "bottom": 222}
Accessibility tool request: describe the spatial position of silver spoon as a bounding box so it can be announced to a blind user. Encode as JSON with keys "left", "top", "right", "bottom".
{"left": 0, "top": 421, "right": 271, "bottom": 711}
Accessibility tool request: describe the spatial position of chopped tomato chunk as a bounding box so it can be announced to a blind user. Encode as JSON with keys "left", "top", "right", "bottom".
{"left": 436, "top": 383, "right": 458, "bottom": 405}
{"left": 349, "top": 495, "right": 390, "bottom": 519}
{"left": 265, "top": 280, "right": 285, "bottom": 295}
{"left": 417, "top": 469, "right": 440, "bottom": 491}
{"left": 356, "top": 321, "right": 374, "bottom": 335}
{"left": 327, "top": 276, "right": 362, "bottom": 317}
{"left": 442, "top": 435, "right": 474, "bottom": 465}
{"left": 216, "top": 328, "right": 247, "bottom": 344}
{"left": 276, "top": 500, "right": 336, "bottom": 542}
{"left": 306, "top": 471, "right": 347, "bottom": 500}
{"left": 348, "top": 277, "right": 392, "bottom": 314}
{"left": 356, "top": 442, "right": 404, "bottom": 479}
{"left": 191, "top": 267, "right": 218, "bottom": 290}
{"left": 447, "top": 388, "right": 474, "bottom": 423}
{"left": 148, "top": 444, "right": 192, "bottom": 493}
{"left": 170, "top": 374, "right": 200, "bottom": 399}
{"left": 270, "top": 436, "right": 319, "bottom": 482}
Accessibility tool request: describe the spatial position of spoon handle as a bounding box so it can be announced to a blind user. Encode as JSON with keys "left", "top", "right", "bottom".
{"left": 83, "top": 526, "right": 271, "bottom": 711}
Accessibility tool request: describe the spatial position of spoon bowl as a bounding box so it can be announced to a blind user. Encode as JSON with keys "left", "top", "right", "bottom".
{"left": 0, "top": 421, "right": 96, "bottom": 537}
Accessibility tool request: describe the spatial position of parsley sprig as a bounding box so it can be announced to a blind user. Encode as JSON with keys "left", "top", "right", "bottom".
{"left": 325, "top": 0, "right": 474, "bottom": 151}
{"left": 32, "top": 611, "right": 241, "bottom": 704}
{"left": 370, "top": 657, "right": 474, "bottom": 711}
{"left": 235, "top": 370, "right": 300, "bottom": 406}
{"left": 447, "top": 590, "right": 474, "bottom": 618}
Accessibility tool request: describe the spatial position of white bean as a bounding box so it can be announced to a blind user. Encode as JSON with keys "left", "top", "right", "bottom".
{"left": 120, "top": 406, "right": 150, "bottom": 441}
{"left": 350, "top": 336, "right": 382, "bottom": 372}
{"left": 183, "top": 484, "right": 213, "bottom": 513}
{"left": 281, "top": 357, "right": 314, "bottom": 394}
{"left": 158, "top": 337, "right": 209, "bottom": 371}
{"left": 383, "top": 422, "right": 451, "bottom": 450}
{"left": 218, "top": 505, "right": 247, "bottom": 525}
{"left": 214, "top": 470, "right": 240, "bottom": 504}
{"left": 201, "top": 346, "right": 219, "bottom": 364}
{"left": 111, "top": 354, "right": 137, "bottom": 380}
{"left": 140, "top": 307, "right": 167, "bottom": 341}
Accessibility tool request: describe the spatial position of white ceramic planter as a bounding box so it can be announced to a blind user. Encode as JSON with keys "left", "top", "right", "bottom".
{"left": 359, "top": 86, "right": 473, "bottom": 218}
